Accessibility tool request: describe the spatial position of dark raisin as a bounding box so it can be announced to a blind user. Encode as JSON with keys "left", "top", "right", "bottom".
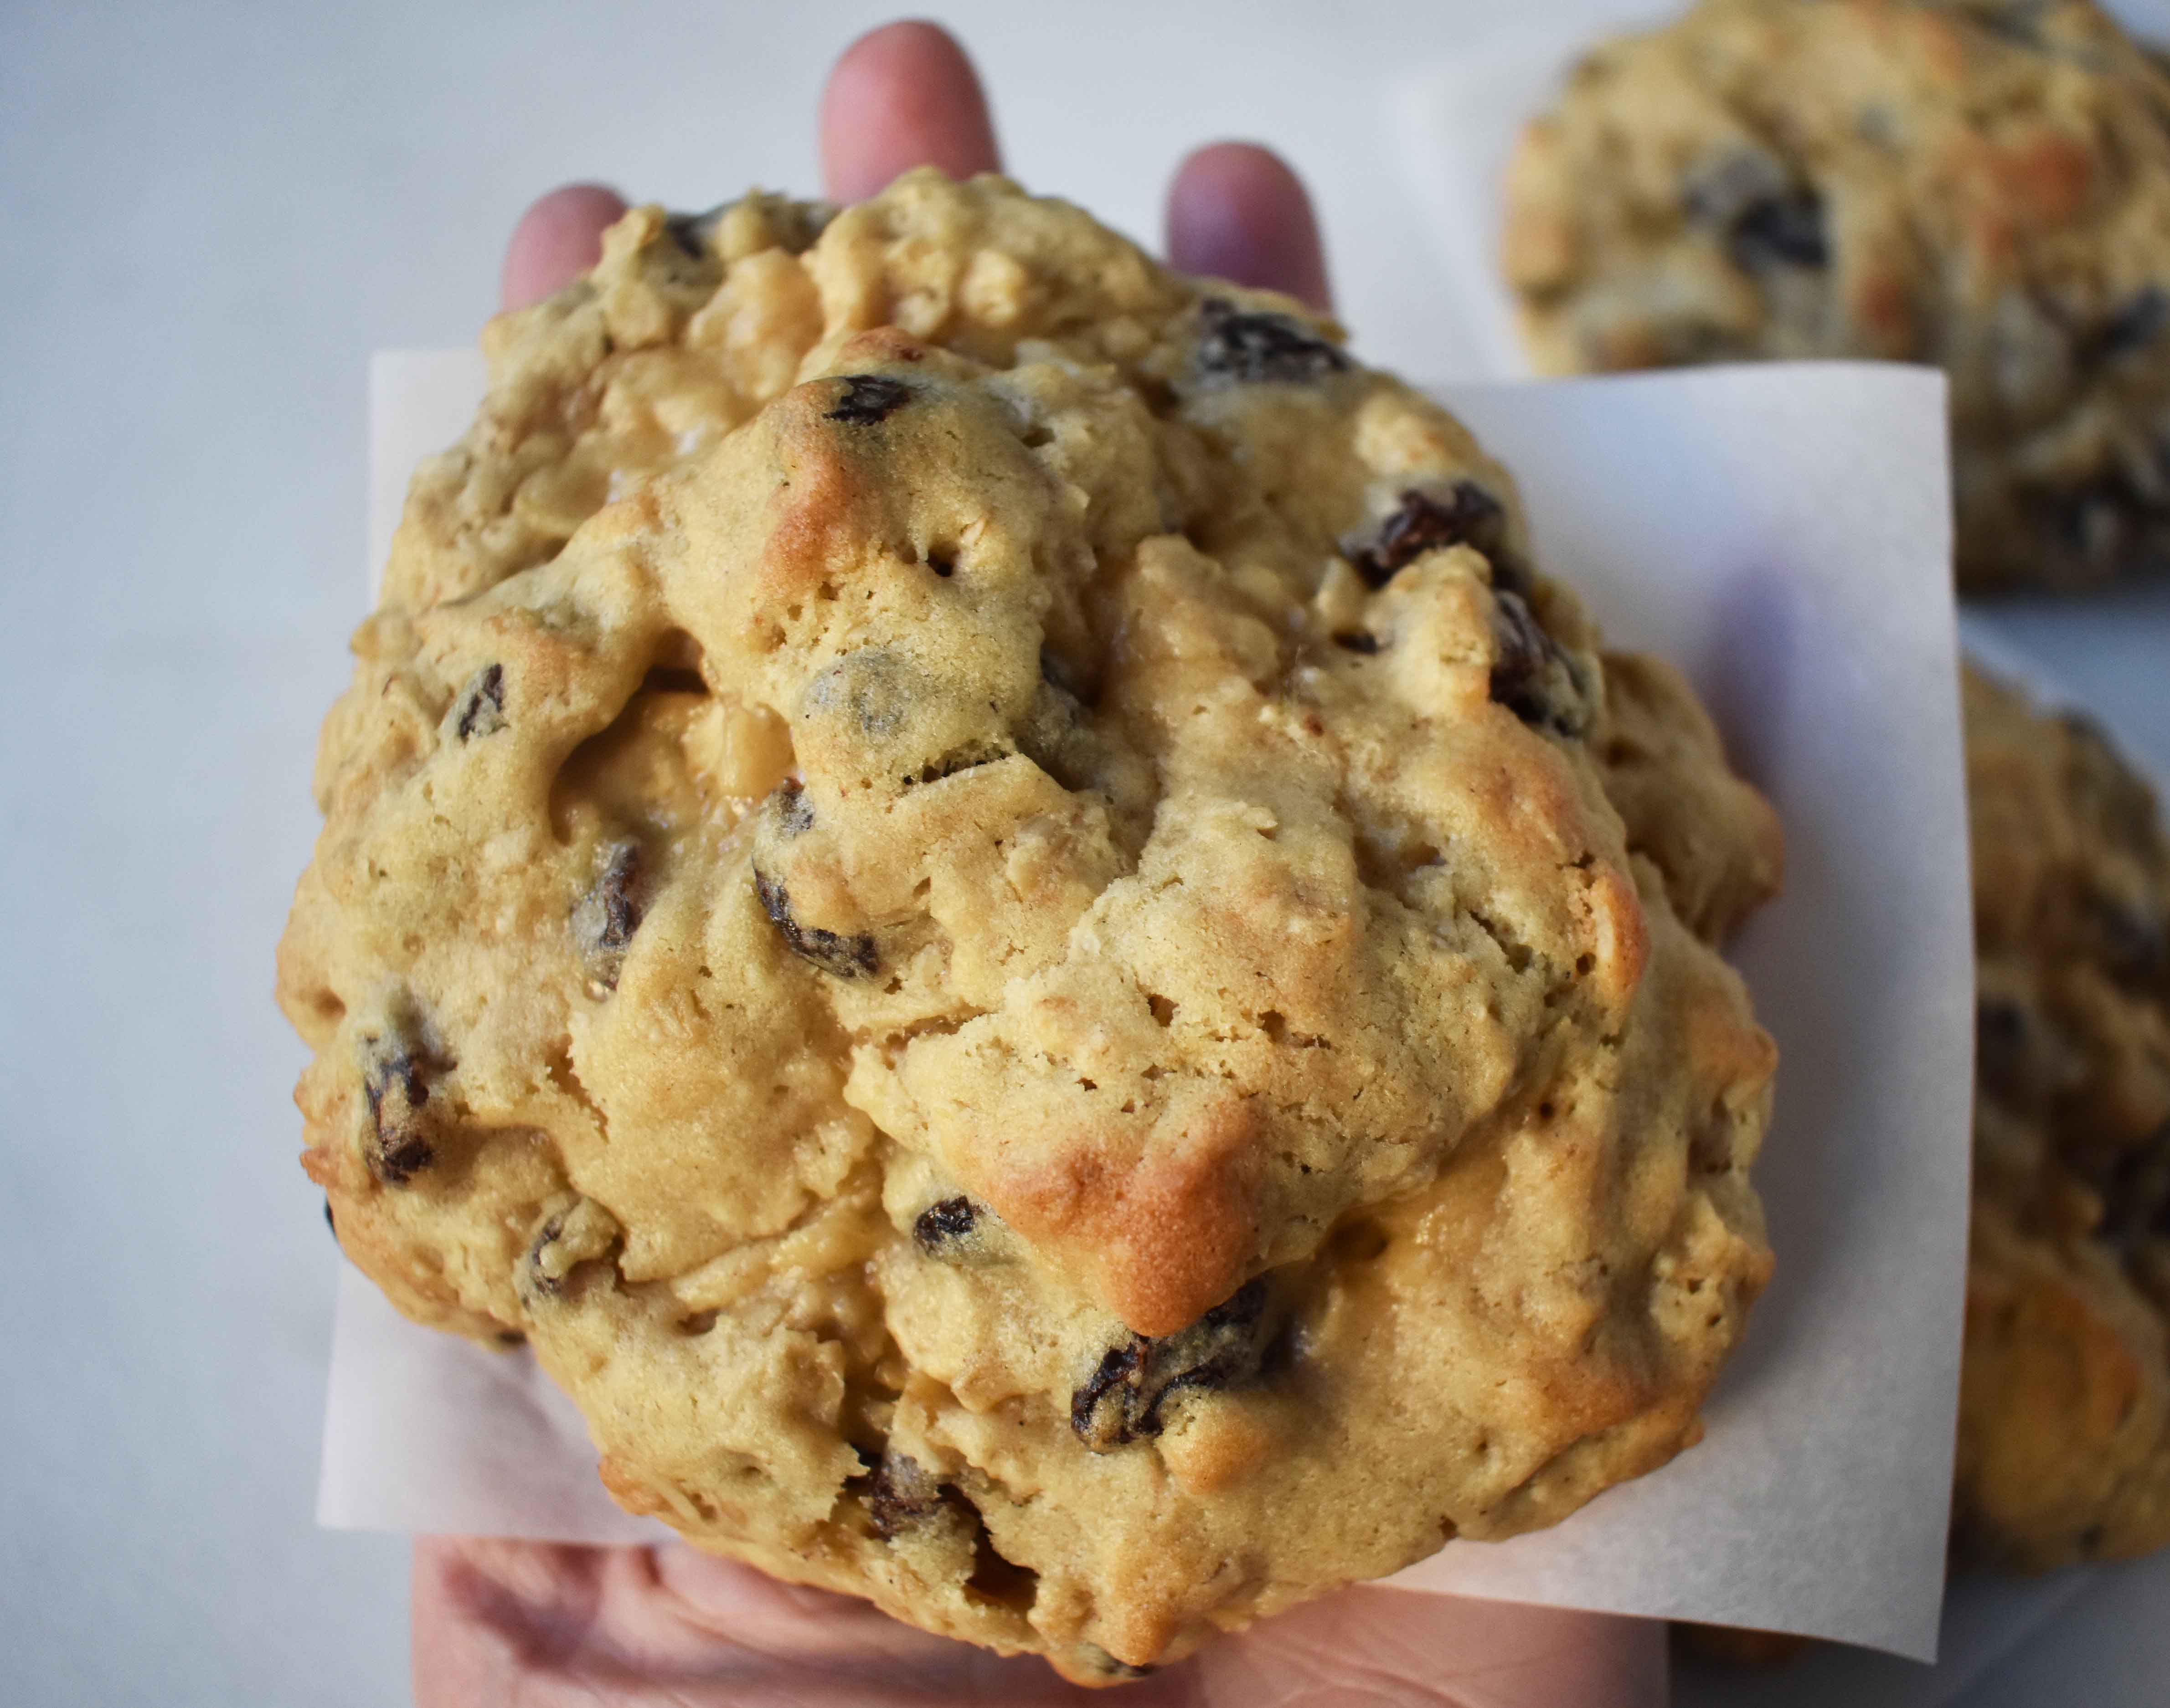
{"left": 769, "top": 779, "right": 814, "bottom": 837}
{"left": 913, "top": 1196, "right": 979, "bottom": 1251}
{"left": 323, "top": 1198, "right": 337, "bottom": 1237}
{"left": 1685, "top": 150, "right": 1829, "bottom": 272}
{"left": 1728, "top": 192, "right": 1829, "bottom": 271}
{"left": 865, "top": 1452, "right": 946, "bottom": 1538}
{"left": 454, "top": 664, "right": 506, "bottom": 741}
{"left": 1195, "top": 297, "right": 1350, "bottom": 385}
{"left": 2098, "top": 897, "right": 2168, "bottom": 983}
{"left": 525, "top": 1211, "right": 572, "bottom": 1297}
{"left": 2081, "top": 1523, "right": 2106, "bottom": 1556}
{"left": 753, "top": 869, "right": 878, "bottom": 978}
{"left": 523, "top": 1199, "right": 621, "bottom": 1299}
{"left": 1333, "top": 630, "right": 1381, "bottom": 654}
{"left": 1070, "top": 1278, "right": 1274, "bottom": 1452}
{"left": 664, "top": 203, "right": 727, "bottom": 258}
{"left": 1490, "top": 590, "right": 1582, "bottom": 736}
{"left": 573, "top": 841, "right": 644, "bottom": 990}
{"left": 2089, "top": 288, "right": 2169, "bottom": 362}
{"left": 361, "top": 1036, "right": 438, "bottom": 1186}
{"left": 1078, "top": 1647, "right": 1157, "bottom": 1682}
{"left": 825, "top": 374, "right": 912, "bottom": 424}
{"left": 2099, "top": 1136, "right": 2170, "bottom": 1248}
{"left": 1976, "top": 995, "right": 2029, "bottom": 1054}
{"left": 1976, "top": 996, "right": 2042, "bottom": 1108}
{"left": 1072, "top": 1343, "right": 1148, "bottom": 1452}
{"left": 1351, "top": 484, "right": 1514, "bottom": 588}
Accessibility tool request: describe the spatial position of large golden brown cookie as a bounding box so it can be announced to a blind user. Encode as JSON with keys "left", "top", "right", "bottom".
{"left": 1959, "top": 662, "right": 2170, "bottom": 1568}
{"left": 1505, "top": 0, "right": 2170, "bottom": 591}
{"left": 281, "top": 170, "right": 1781, "bottom": 1682}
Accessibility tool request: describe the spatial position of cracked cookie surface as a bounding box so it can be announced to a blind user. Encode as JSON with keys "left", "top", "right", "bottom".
{"left": 281, "top": 170, "right": 1781, "bottom": 1682}
{"left": 1505, "top": 0, "right": 2170, "bottom": 590}
{"left": 1960, "top": 663, "right": 2170, "bottom": 1569}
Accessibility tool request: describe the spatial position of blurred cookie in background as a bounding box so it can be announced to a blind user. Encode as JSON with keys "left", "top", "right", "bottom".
{"left": 1674, "top": 660, "right": 2170, "bottom": 1667}
{"left": 1960, "top": 660, "right": 2170, "bottom": 1569}
{"left": 1505, "top": 0, "right": 2170, "bottom": 592}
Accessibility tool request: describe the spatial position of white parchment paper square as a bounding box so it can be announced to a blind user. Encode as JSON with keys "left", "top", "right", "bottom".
{"left": 324, "top": 351, "right": 1972, "bottom": 1661}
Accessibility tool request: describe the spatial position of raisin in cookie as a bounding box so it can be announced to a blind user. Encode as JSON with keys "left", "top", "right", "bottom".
{"left": 280, "top": 170, "right": 1783, "bottom": 1682}
{"left": 1959, "top": 662, "right": 2170, "bottom": 1568}
{"left": 1505, "top": 0, "right": 2170, "bottom": 591}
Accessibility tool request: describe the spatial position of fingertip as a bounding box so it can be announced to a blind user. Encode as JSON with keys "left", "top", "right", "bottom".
{"left": 500, "top": 182, "right": 627, "bottom": 311}
{"left": 820, "top": 19, "right": 1002, "bottom": 204}
{"left": 1165, "top": 142, "right": 1333, "bottom": 312}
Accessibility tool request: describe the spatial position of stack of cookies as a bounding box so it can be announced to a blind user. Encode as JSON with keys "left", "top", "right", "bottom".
{"left": 281, "top": 174, "right": 1784, "bottom": 1678}
{"left": 1501, "top": 0, "right": 2170, "bottom": 1584}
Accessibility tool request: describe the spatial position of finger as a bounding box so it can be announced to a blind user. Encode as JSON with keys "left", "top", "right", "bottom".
{"left": 501, "top": 182, "right": 628, "bottom": 311}
{"left": 1164, "top": 143, "right": 1332, "bottom": 313}
{"left": 820, "top": 20, "right": 1003, "bottom": 204}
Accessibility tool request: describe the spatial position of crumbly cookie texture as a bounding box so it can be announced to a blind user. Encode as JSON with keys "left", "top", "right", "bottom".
{"left": 1505, "top": 0, "right": 2170, "bottom": 591}
{"left": 1959, "top": 663, "right": 2170, "bottom": 1569}
{"left": 281, "top": 170, "right": 1782, "bottom": 1683}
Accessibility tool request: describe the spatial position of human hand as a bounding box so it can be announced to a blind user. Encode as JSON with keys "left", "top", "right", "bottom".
{"left": 413, "top": 21, "right": 1667, "bottom": 1707}
{"left": 416, "top": 1532, "right": 1663, "bottom": 1707}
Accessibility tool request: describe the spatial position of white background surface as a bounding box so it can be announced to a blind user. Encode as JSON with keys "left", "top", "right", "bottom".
{"left": 4, "top": 4, "right": 2168, "bottom": 1705}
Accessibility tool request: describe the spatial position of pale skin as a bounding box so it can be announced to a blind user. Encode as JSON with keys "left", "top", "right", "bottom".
{"left": 415, "top": 22, "right": 1667, "bottom": 1707}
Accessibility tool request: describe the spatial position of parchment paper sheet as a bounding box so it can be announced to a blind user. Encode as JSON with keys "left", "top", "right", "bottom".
{"left": 323, "top": 349, "right": 1973, "bottom": 1660}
